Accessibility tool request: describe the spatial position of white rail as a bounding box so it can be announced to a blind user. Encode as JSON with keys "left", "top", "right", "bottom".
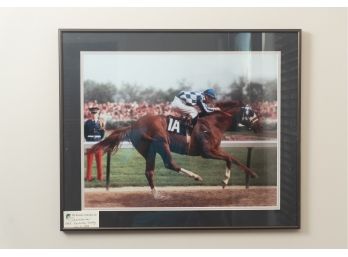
{"left": 84, "top": 140, "right": 277, "bottom": 149}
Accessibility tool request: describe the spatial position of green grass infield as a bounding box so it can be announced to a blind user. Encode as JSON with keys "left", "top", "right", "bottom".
{"left": 84, "top": 147, "right": 277, "bottom": 188}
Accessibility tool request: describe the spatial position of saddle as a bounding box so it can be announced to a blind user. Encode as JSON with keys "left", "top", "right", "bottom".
{"left": 166, "top": 115, "right": 195, "bottom": 136}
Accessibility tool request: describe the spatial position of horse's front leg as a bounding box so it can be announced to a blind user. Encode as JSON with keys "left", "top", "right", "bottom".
{"left": 202, "top": 148, "right": 258, "bottom": 188}
{"left": 201, "top": 149, "right": 232, "bottom": 188}
{"left": 222, "top": 166, "right": 231, "bottom": 188}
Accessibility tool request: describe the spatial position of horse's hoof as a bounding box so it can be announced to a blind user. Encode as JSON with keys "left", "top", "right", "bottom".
{"left": 222, "top": 182, "right": 227, "bottom": 189}
{"left": 152, "top": 189, "right": 169, "bottom": 200}
{"left": 195, "top": 176, "right": 203, "bottom": 181}
{"left": 154, "top": 194, "right": 167, "bottom": 200}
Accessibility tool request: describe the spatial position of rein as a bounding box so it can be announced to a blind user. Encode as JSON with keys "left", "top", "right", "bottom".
{"left": 217, "top": 110, "right": 233, "bottom": 118}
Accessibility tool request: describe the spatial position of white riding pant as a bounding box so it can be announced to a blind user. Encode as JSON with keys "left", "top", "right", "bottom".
{"left": 170, "top": 96, "right": 198, "bottom": 119}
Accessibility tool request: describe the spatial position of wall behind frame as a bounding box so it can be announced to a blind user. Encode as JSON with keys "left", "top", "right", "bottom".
{"left": 0, "top": 8, "right": 346, "bottom": 248}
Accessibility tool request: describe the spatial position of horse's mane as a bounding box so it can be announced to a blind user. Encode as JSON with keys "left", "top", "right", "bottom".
{"left": 215, "top": 100, "right": 244, "bottom": 111}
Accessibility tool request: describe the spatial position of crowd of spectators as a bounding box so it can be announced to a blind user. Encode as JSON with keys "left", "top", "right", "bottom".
{"left": 251, "top": 101, "right": 277, "bottom": 120}
{"left": 84, "top": 100, "right": 277, "bottom": 125}
{"left": 84, "top": 101, "right": 173, "bottom": 123}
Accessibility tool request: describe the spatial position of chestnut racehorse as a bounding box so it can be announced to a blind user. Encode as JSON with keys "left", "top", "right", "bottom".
{"left": 90, "top": 101, "right": 262, "bottom": 198}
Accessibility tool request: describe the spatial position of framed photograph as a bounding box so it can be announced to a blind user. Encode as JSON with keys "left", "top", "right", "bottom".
{"left": 60, "top": 29, "right": 301, "bottom": 230}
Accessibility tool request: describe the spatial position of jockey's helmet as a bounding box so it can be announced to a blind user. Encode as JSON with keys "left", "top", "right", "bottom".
{"left": 203, "top": 88, "right": 217, "bottom": 99}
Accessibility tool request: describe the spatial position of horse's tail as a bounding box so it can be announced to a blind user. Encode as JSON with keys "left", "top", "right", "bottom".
{"left": 89, "top": 126, "right": 131, "bottom": 154}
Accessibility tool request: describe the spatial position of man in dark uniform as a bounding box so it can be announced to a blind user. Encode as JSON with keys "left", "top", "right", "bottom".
{"left": 84, "top": 106, "right": 105, "bottom": 181}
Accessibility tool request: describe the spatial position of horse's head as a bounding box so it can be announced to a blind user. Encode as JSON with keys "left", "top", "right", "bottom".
{"left": 239, "top": 105, "right": 262, "bottom": 133}
{"left": 215, "top": 101, "right": 262, "bottom": 133}
{"left": 216, "top": 101, "right": 262, "bottom": 133}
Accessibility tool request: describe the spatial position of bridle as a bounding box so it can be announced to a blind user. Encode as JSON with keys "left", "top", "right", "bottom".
{"left": 240, "top": 106, "right": 259, "bottom": 129}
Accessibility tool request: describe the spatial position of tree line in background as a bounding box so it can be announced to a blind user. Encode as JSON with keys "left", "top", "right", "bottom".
{"left": 84, "top": 77, "right": 277, "bottom": 104}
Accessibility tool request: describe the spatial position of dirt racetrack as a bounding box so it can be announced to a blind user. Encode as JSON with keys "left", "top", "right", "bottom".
{"left": 84, "top": 186, "right": 277, "bottom": 208}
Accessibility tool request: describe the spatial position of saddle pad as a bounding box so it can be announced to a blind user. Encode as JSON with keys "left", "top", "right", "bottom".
{"left": 166, "top": 116, "right": 187, "bottom": 136}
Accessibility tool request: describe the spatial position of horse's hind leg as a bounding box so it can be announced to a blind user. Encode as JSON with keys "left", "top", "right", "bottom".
{"left": 144, "top": 145, "right": 167, "bottom": 199}
{"left": 153, "top": 138, "right": 203, "bottom": 181}
{"left": 145, "top": 148, "right": 156, "bottom": 190}
{"left": 145, "top": 153, "right": 162, "bottom": 199}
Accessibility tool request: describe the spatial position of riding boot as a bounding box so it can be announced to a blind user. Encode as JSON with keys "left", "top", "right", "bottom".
{"left": 186, "top": 116, "right": 198, "bottom": 135}
{"left": 191, "top": 116, "right": 198, "bottom": 127}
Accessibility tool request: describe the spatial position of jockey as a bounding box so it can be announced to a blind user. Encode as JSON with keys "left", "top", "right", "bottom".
{"left": 171, "top": 88, "right": 220, "bottom": 126}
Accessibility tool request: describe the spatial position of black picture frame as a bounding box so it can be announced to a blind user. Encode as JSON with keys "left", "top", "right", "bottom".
{"left": 60, "top": 29, "right": 301, "bottom": 230}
